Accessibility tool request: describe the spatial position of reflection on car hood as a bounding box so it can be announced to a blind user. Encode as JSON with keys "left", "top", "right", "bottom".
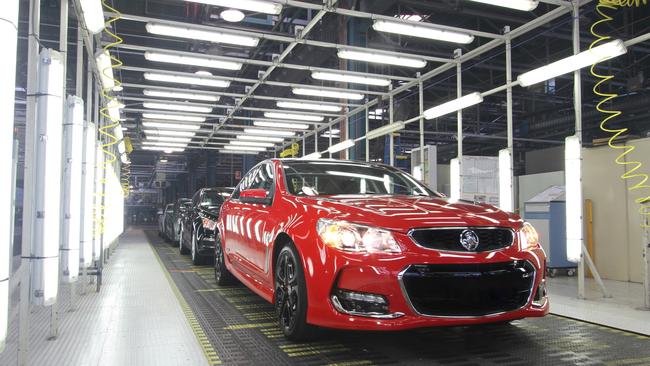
{"left": 297, "top": 195, "right": 521, "bottom": 233}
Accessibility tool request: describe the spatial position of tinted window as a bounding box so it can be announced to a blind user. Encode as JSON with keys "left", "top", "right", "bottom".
{"left": 248, "top": 163, "right": 274, "bottom": 192}
{"left": 200, "top": 190, "right": 225, "bottom": 208}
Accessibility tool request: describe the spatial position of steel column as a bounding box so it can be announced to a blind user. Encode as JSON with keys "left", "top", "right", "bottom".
{"left": 455, "top": 48, "right": 463, "bottom": 174}
{"left": 418, "top": 73, "right": 424, "bottom": 178}
{"left": 365, "top": 105, "right": 369, "bottom": 162}
{"left": 389, "top": 84, "right": 394, "bottom": 166}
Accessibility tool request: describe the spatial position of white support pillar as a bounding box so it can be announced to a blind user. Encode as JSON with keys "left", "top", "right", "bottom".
{"left": 389, "top": 84, "right": 394, "bottom": 166}
{"left": 328, "top": 125, "right": 333, "bottom": 158}
{"left": 365, "top": 105, "right": 369, "bottom": 162}
{"left": 418, "top": 72, "right": 425, "bottom": 180}
{"left": 455, "top": 49, "right": 463, "bottom": 200}
{"left": 314, "top": 127, "right": 318, "bottom": 153}
{"left": 500, "top": 26, "right": 515, "bottom": 213}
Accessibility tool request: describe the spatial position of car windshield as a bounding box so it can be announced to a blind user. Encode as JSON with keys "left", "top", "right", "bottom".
{"left": 200, "top": 191, "right": 225, "bottom": 207}
{"left": 282, "top": 161, "right": 442, "bottom": 197}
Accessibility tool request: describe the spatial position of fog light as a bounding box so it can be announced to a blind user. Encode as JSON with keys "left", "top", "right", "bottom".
{"left": 332, "top": 289, "right": 389, "bottom": 315}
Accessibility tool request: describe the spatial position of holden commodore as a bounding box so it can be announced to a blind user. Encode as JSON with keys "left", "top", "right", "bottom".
{"left": 215, "top": 159, "right": 549, "bottom": 340}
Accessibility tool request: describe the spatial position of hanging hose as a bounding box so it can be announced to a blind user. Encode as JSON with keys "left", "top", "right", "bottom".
{"left": 589, "top": 0, "right": 650, "bottom": 227}
{"left": 94, "top": 0, "right": 127, "bottom": 237}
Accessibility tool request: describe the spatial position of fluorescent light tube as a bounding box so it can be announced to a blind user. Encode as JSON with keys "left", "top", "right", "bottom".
{"left": 423, "top": 92, "right": 483, "bottom": 120}
{"left": 237, "top": 135, "right": 283, "bottom": 143}
{"left": 372, "top": 20, "right": 474, "bottom": 44}
{"left": 468, "top": 0, "right": 539, "bottom": 11}
{"left": 302, "top": 152, "right": 321, "bottom": 159}
{"left": 185, "top": 0, "right": 282, "bottom": 15}
{"left": 498, "top": 149, "right": 513, "bottom": 212}
{"left": 450, "top": 158, "right": 460, "bottom": 202}
{"left": 143, "top": 102, "right": 212, "bottom": 113}
{"left": 95, "top": 50, "right": 115, "bottom": 91}
{"left": 142, "top": 121, "right": 202, "bottom": 130}
{"left": 253, "top": 121, "right": 309, "bottom": 130}
{"left": 518, "top": 39, "right": 627, "bottom": 87}
{"left": 144, "top": 72, "right": 230, "bottom": 88}
{"left": 142, "top": 113, "right": 206, "bottom": 122}
{"left": 220, "top": 9, "right": 245, "bottom": 22}
{"left": 229, "top": 140, "right": 274, "bottom": 147}
{"left": 142, "top": 146, "right": 185, "bottom": 152}
{"left": 146, "top": 22, "right": 259, "bottom": 47}
{"left": 144, "top": 51, "right": 242, "bottom": 71}
{"left": 338, "top": 49, "right": 427, "bottom": 68}
{"left": 264, "top": 112, "right": 323, "bottom": 122}
{"left": 366, "top": 121, "right": 405, "bottom": 140}
{"left": 327, "top": 139, "right": 355, "bottom": 154}
{"left": 218, "top": 149, "right": 260, "bottom": 155}
{"left": 1, "top": 2, "right": 18, "bottom": 343}
{"left": 311, "top": 71, "right": 391, "bottom": 87}
{"left": 144, "top": 130, "right": 196, "bottom": 137}
{"left": 79, "top": 0, "right": 105, "bottom": 34}
{"left": 243, "top": 128, "right": 295, "bottom": 137}
{"left": 292, "top": 87, "right": 364, "bottom": 100}
{"left": 565, "top": 135, "right": 583, "bottom": 263}
{"left": 143, "top": 141, "right": 188, "bottom": 148}
{"left": 146, "top": 136, "right": 193, "bottom": 143}
{"left": 276, "top": 101, "right": 341, "bottom": 112}
{"left": 143, "top": 89, "right": 219, "bottom": 102}
{"left": 224, "top": 145, "right": 266, "bottom": 151}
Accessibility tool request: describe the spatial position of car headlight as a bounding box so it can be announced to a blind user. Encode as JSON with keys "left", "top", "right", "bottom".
{"left": 519, "top": 222, "right": 540, "bottom": 250}
{"left": 202, "top": 217, "right": 217, "bottom": 231}
{"left": 317, "top": 219, "right": 401, "bottom": 254}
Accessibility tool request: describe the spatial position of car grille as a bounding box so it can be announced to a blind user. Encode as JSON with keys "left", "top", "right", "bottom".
{"left": 409, "top": 227, "right": 514, "bottom": 252}
{"left": 400, "top": 261, "right": 535, "bottom": 317}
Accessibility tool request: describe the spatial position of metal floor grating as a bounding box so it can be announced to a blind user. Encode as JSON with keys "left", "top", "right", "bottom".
{"left": 146, "top": 229, "right": 650, "bottom": 366}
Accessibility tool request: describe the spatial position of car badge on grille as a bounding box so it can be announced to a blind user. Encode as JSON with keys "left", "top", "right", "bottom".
{"left": 460, "top": 229, "right": 480, "bottom": 251}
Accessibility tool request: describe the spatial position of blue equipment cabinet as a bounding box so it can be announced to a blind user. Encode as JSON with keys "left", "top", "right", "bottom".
{"left": 524, "top": 186, "right": 577, "bottom": 276}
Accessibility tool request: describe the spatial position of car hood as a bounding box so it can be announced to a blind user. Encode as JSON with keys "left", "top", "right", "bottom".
{"left": 296, "top": 195, "right": 522, "bottom": 233}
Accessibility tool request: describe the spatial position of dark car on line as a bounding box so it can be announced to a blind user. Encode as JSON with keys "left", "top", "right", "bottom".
{"left": 163, "top": 198, "right": 192, "bottom": 242}
{"left": 158, "top": 204, "right": 173, "bottom": 237}
{"left": 179, "top": 187, "right": 233, "bottom": 264}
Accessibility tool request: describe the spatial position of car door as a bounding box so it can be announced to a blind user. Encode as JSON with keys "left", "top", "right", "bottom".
{"left": 184, "top": 191, "right": 200, "bottom": 245}
{"left": 222, "top": 168, "right": 256, "bottom": 268}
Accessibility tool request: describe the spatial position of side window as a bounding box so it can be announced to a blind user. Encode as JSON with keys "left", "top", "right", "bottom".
{"left": 192, "top": 191, "right": 200, "bottom": 206}
{"left": 231, "top": 167, "right": 257, "bottom": 200}
{"left": 248, "top": 163, "right": 275, "bottom": 192}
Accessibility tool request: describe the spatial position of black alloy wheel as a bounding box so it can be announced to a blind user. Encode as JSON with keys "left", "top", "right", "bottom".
{"left": 274, "top": 244, "right": 313, "bottom": 340}
{"left": 214, "top": 232, "right": 235, "bottom": 285}
{"left": 191, "top": 231, "right": 205, "bottom": 265}
{"left": 179, "top": 223, "right": 189, "bottom": 255}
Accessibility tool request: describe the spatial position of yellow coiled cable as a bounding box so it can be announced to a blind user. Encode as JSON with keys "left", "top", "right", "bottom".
{"left": 589, "top": 0, "right": 650, "bottom": 227}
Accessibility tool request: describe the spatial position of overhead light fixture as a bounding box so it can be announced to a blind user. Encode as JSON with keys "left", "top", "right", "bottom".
{"left": 302, "top": 152, "right": 321, "bottom": 159}
{"left": 143, "top": 141, "right": 188, "bottom": 148}
{"left": 366, "top": 121, "right": 405, "bottom": 140}
{"left": 159, "top": 158, "right": 168, "bottom": 163}
{"left": 142, "top": 102, "right": 212, "bottom": 114}
{"left": 338, "top": 49, "right": 427, "bottom": 68}
{"left": 450, "top": 158, "right": 461, "bottom": 202}
{"left": 263, "top": 112, "right": 323, "bottom": 122}
{"left": 142, "top": 112, "right": 206, "bottom": 122}
{"left": 229, "top": 140, "right": 274, "bottom": 147}
{"left": 1, "top": 2, "right": 18, "bottom": 343}
{"left": 145, "top": 136, "right": 193, "bottom": 143}
{"left": 144, "top": 51, "right": 242, "bottom": 71}
{"left": 311, "top": 71, "right": 391, "bottom": 87}
{"left": 243, "top": 128, "right": 295, "bottom": 137}
{"left": 253, "top": 121, "right": 309, "bottom": 130}
{"left": 220, "top": 9, "right": 245, "bottom": 22}
{"left": 236, "top": 135, "right": 283, "bottom": 143}
{"left": 146, "top": 22, "right": 259, "bottom": 47}
{"left": 276, "top": 101, "right": 342, "bottom": 112}
{"left": 327, "top": 139, "right": 355, "bottom": 154}
{"left": 95, "top": 50, "right": 115, "bottom": 91}
{"left": 144, "top": 72, "right": 231, "bottom": 88}
{"left": 565, "top": 135, "right": 582, "bottom": 263}
{"left": 32, "top": 49, "right": 64, "bottom": 306}
{"left": 517, "top": 39, "right": 627, "bottom": 87}
{"left": 218, "top": 149, "right": 260, "bottom": 155}
{"left": 373, "top": 20, "right": 474, "bottom": 44}
{"left": 185, "top": 0, "right": 282, "bottom": 14}
{"left": 224, "top": 145, "right": 266, "bottom": 151}
{"left": 498, "top": 149, "right": 513, "bottom": 212}
{"left": 292, "top": 87, "right": 364, "bottom": 100}
{"left": 143, "top": 89, "right": 219, "bottom": 102}
{"left": 142, "top": 121, "right": 202, "bottom": 130}
{"left": 423, "top": 92, "right": 483, "bottom": 120}
{"left": 467, "top": 0, "right": 539, "bottom": 11}
{"left": 144, "top": 130, "right": 196, "bottom": 137}
{"left": 142, "top": 146, "right": 185, "bottom": 152}
{"left": 78, "top": 0, "right": 105, "bottom": 34}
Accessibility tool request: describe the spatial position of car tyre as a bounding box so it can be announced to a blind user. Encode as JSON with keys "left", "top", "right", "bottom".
{"left": 274, "top": 243, "right": 314, "bottom": 341}
{"left": 179, "top": 223, "right": 190, "bottom": 255}
{"left": 191, "top": 231, "right": 205, "bottom": 265}
{"left": 214, "top": 232, "right": 236, "bottom": 286}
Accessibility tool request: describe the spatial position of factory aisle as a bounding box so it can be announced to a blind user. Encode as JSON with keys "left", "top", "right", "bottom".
{"left": 0, "top": 227, "right": 209, "bottom": 366}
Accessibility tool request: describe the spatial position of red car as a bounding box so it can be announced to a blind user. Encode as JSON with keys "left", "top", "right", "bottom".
{"left": 215, "top": 159, "right": 549, "bottom": 340}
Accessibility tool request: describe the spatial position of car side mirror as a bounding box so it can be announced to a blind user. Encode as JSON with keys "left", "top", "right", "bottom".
{"left": 239, "top": 188, "right": 272, "bottom": 205}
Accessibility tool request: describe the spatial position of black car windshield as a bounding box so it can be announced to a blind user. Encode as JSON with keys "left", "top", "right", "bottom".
{"left": 200, "top": 191, "right": 225, "bottom": 207}
{"left": 282, "top": 161, "right": 442, "bottom": 197}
